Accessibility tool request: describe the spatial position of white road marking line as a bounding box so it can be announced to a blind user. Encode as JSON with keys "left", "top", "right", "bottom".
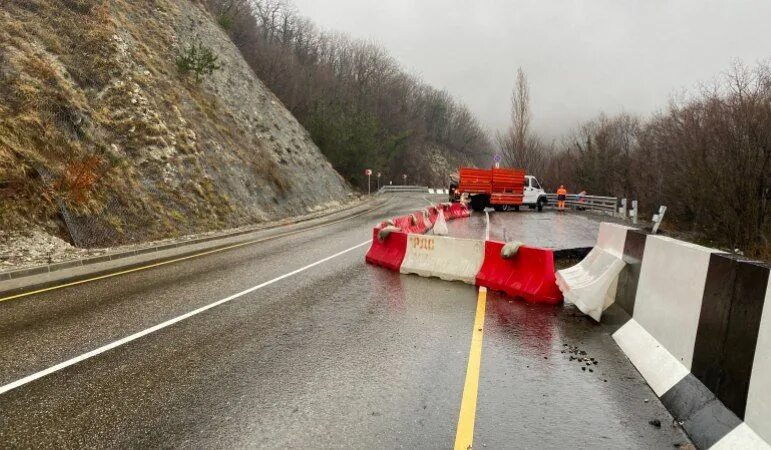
{"left": 485, "top": 211, "right": 490, "bottom": 241}
{"left": 0, "top": 240, "right": 371, "bottom": 396}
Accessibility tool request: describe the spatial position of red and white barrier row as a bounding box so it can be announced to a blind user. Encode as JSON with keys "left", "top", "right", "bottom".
{"left": 375, "top": 202, "right": 470, "bottom": 234}
{"left": 366, "top": 203, "right": 562, "bottom": 304}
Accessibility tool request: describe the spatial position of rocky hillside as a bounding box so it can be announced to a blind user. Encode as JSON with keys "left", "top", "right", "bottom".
{"left": 0, "top": 0, "right": 349, "bottom": 247}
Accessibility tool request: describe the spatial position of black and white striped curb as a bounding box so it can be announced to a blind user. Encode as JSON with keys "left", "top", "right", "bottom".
{"left": 604, "top": 228, "right": 770, "bottom": 449}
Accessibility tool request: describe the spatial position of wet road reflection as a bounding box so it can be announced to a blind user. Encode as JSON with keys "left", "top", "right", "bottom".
{"left": 475, "top": 290, "right": 689, "bottom": 448}
{"left": 446, "top": 209, "right": 604, "bottom": 249}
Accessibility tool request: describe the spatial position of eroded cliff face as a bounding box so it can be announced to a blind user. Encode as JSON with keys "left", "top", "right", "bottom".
{"left": 0, "top": 0, "right": 349, "bottom": 247}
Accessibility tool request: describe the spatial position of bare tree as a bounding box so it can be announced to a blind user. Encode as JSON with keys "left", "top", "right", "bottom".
{"left": 511, "top": 67, "right": 530, "bottom": 151}
{"left": 497, "top": 68, "right": 545, "bottom": 173}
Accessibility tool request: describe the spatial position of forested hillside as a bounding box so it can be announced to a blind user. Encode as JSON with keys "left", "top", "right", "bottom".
{"left": 498, "top": 64, "right": 770, "bottom": 258}
{"left": 205, "top": 0, "right": 491, "bottom": 189}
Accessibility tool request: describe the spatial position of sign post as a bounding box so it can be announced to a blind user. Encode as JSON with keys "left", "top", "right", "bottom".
{"left": 365, "top": 169, "right": 372, "bottom": 194}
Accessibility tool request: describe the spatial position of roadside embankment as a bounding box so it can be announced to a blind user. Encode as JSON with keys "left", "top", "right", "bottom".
{"left": 0, "top": 196, "right": 386, "bottom": 301}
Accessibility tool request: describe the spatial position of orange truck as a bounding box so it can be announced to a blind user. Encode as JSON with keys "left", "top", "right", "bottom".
{"left": 449, "top": 167, "right": 548, "bottom": 212}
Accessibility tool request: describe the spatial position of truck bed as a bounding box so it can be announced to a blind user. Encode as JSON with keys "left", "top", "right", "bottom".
{"left": 457, "top": 167, "right": 525, "bottom": 205}
{"left": 491, "top": 168, "right": 525, "bottom": 193}
{"left": 457, "top": 167, "right": 492, "bottom": 194}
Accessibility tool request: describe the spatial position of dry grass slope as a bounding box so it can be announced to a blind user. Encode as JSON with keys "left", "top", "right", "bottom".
{"left": 0, "top": 0, "right": 348, "bottom": 247}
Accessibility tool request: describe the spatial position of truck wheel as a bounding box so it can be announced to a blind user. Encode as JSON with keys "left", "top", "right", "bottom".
{"left": 537, "top": 198, "right": 544, "bottom": 212}
{"left": 513, "top": 205, "right": 520, "bottom": 212}
{"left": 470, "top": 195, "right": 488, "bottom": 212}
{"left": 493, "top": 205, "right": 504, "bottom": 212}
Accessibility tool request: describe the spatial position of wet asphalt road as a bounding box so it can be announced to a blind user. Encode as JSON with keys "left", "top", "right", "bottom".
{"left": 0, "top": 194, "right": 689, "bottom": 448}
{"left": 442, "top": 207, "right": 601, "bottom": 248}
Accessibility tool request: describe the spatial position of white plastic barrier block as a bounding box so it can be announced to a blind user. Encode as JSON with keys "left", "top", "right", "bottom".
{"left": 633, "top": 236, "right": 720, "bottom": 370}
{"left": 554, "top": 222, "right": 632, "bottom": 322}
{"left": 557, "top": 248, "right": 600, "bottom": 281}
{"left": 556, "top": 248, "right": 625, "bottom": 321}
{"left": 400, "top": 234, "right": 484, "bottom": 284}
{"left": 428, "top": 188, "right": 435, "bottom": 194}
{"left": 745, "top": 281, "right": 771, "bottom": 445}
{"left": 443, "top": 189, "right": 449, "bottom": 195}
{"left": 613, "top": 319, "right": 690, "bottom": 396}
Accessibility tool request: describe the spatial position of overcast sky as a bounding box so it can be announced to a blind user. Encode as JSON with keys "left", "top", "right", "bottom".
{"left": 292, "top": 0, "right": 770, "bottom": 141}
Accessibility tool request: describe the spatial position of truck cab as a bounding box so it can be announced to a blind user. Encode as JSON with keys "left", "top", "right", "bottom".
{"left": 523, "top": 175, "right": 548, "bottom": 210}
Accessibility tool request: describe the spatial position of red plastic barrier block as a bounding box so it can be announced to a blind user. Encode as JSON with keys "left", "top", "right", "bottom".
{"left": 392, "top": 215, "right": 413, "bottom": 231}
{"left": 412, "top": 212, "right": 429, "bottom": 234}
{"left": 443, "top": 203, "right": 458, "bottom": 220}
{"left": 391, "top": 213, "right": 432, "bottom": 234}
{"left": 448, "top": 203, "right": 470, "bottom": 219}
{"left": 427, "top": 206, "right": 439, "bottom": 225}
{"left": 365, "top": 228, "right": 407, "bottom": 271}
{"left": 476, "top": 241, "right": 563, "bottom": 304}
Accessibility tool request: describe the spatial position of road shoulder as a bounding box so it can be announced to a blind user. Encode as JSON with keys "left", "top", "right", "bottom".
{"left": 0, "top": 196, "right": 389, "bottom": 301}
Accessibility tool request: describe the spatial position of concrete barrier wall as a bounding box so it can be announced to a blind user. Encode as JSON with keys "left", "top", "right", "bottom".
{"left": 632, "top": 236, "right": 719, "bottom": 370}
{"left": 693, "top": 255, "right": 769, "bottom": 421}
{"left": 746, "top": 279, "right": 771, "bottom": 445}
{"left": 614, "top": 229, "right": 647, "bottom": 315}
{"left": 602, "top": 226, "right": 771, "bottom": 449}
{"left": 595, "top": 222, "right": 630, "bottom": 258}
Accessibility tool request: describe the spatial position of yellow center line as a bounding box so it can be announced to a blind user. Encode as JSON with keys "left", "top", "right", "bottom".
{"left": 0, "top": 201, "right": 388, "bottom": 304}
{"left": 454, "top": 286, "right": 487, "bottom": 450}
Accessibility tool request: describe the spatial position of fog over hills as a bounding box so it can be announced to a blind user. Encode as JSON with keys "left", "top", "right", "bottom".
{"left": 293, "top": 0, "right": 771, "bottom": 140}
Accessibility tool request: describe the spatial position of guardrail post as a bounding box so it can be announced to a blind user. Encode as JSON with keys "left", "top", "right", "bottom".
{"left": 651, "top": 205, "right": 667, "bottom": 234}
{"left": 619, "top": 198, "right": 627, "bottom": 218}
{"left": 631, "top": 200, "right": 638, "bottom": 225}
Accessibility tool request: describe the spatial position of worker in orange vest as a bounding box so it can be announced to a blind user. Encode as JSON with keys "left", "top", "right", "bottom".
{"left": 557, "top": 185, "right": 568, "bottom": 211}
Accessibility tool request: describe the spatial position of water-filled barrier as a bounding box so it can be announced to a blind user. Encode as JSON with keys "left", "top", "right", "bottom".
{"left": 476, "top": 241, "right": 563, "bottom": 304}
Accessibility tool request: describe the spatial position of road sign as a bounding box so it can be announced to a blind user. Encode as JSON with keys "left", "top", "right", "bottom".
{"left": 365, "top": 169, "right": 372, "bottom": 195}
{"left": 493, "top": 154, "right": 502, "bottom": 163}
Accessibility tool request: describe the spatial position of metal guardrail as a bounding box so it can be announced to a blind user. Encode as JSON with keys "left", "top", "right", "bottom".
{"left": 378, "top": 185, "right": 431, "bottom": 194}
{"left": 545, "top": 193, "right": 618, "bottom": 214}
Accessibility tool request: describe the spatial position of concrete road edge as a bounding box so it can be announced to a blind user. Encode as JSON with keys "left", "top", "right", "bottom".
{"left": 0, "top": 197, "right": 389, "bottom": 300}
